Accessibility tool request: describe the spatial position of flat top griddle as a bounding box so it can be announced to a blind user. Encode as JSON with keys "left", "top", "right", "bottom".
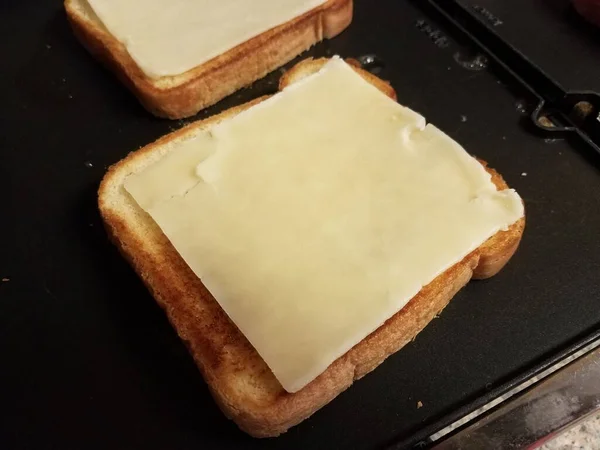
{"left": 1, "top": 1, "right": 600, "bottom": 449}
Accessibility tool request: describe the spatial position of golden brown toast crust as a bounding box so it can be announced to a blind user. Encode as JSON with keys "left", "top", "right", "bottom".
{"left": 64, "top": 0, "right": 353, "bottom": 119}
{"left": 98, "top": 58, "right": 525, "bottom": 437}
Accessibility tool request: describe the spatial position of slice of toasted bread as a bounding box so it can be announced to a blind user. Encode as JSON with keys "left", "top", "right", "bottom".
{"left": 64, "top": 0, "right": 353, "bottom": 119}
{"left": 98, "top": 57, "right": 525, "bottom": 437}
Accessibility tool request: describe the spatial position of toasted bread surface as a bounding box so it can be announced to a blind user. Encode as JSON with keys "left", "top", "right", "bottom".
{"left": 98, "top": 58, "right": 525, "bottom": 437}
{"left": 64, "top": 0, "right": 353, "bottom": 119}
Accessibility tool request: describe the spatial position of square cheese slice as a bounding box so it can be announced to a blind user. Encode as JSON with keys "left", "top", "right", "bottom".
{"left": 86, "top": 0, "right": 326, "bottom": 78}
{"left": 124, "top": 58, "right": 524, "bottom": 393}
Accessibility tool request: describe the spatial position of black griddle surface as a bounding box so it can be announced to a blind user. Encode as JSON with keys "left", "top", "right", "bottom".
{"left": 2, "top": 1, "right": 600, "bottom": 449}
{"left": 458, "top": 0, "right": 600, "bottom": 92}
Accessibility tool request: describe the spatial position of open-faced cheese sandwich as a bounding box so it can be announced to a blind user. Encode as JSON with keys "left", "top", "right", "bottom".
{"left": 64, "top": 0, "right": 352, "bottom": 119}
{"left": 99, "top": 57, "right": 525, "bottom": 437}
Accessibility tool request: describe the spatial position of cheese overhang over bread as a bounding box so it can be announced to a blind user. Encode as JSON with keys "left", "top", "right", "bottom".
{"left": 122, "top": 57, "right": 524, "bottom": 393}
{"left": 85, "top": 0, "right": 327, "bottom": 78}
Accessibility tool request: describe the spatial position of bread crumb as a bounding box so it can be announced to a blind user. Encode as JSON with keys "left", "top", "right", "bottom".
{"left": 2, "top": 278, "right": 9, "bottom": 282}
{"left": 417, "top": 401, "right": 423, "bottom": 409}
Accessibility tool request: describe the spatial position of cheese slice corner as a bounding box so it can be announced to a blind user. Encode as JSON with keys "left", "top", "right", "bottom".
{"left": 124, "top": 58, "right": 524, "bottom": 393}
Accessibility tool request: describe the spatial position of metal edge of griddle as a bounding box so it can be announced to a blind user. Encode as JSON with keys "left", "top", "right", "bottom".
{"left": 384, "top": 329, "right": 600, "bottom": 449}
{"left": 430, "top": 335, "right": 600, "bottom": 449}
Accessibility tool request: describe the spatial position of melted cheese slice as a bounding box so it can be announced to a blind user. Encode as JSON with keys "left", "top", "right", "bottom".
{"left": 86, "top": 0, "right": 326, "bottom": 78}
{"left": 124, "top": 58, "right": 524, "bottom": 393}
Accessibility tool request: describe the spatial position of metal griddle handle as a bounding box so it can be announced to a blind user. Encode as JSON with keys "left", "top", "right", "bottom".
{"left": 425, "top": 0, "right": 600, "bottom": 155}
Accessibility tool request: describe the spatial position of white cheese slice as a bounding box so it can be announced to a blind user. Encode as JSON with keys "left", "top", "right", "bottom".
{"left": 124, "top": 58, "right": 524, "bottom": 393}
{"left": 85, "top": 0, "right": 327, "bottom": 78}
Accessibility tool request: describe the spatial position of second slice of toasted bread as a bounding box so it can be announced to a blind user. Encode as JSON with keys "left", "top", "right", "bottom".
{"left": 98, "top": 58, "right": 525, "bottom": 437}
{"left": 65, "top": 0, "right": 353, "bottom": 119}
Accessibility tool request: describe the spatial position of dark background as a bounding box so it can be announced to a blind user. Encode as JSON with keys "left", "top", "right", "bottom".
{"left": 1, "top": 1, "right": 600, "bottom": 449}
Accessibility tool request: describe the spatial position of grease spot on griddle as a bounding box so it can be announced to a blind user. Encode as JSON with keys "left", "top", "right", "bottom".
{"left": 544, "top": 138, "right": 562, "bottom": 144}
{"left": 356, "top": 54, "right": 385, "bottom": 75}
{"left": 515, "top": 100, "right": 529, "bottom": 115}
{"left": 453, "top": 52, "right": 489, "bottom": 71}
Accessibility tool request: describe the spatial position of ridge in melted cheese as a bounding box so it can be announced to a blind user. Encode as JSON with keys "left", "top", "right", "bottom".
{"left": 86, "top": 0, "right": 327, "bottom": 78}
{"left": 124, "top": 58, "right": 524, "bottom": 393}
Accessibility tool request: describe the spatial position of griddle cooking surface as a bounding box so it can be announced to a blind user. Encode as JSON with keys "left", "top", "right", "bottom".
{"left": 458, "top": 0, "right": 600, "bottom": 92}
{"left": 1, "top": 1, "right": 600, "bottom": 449}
